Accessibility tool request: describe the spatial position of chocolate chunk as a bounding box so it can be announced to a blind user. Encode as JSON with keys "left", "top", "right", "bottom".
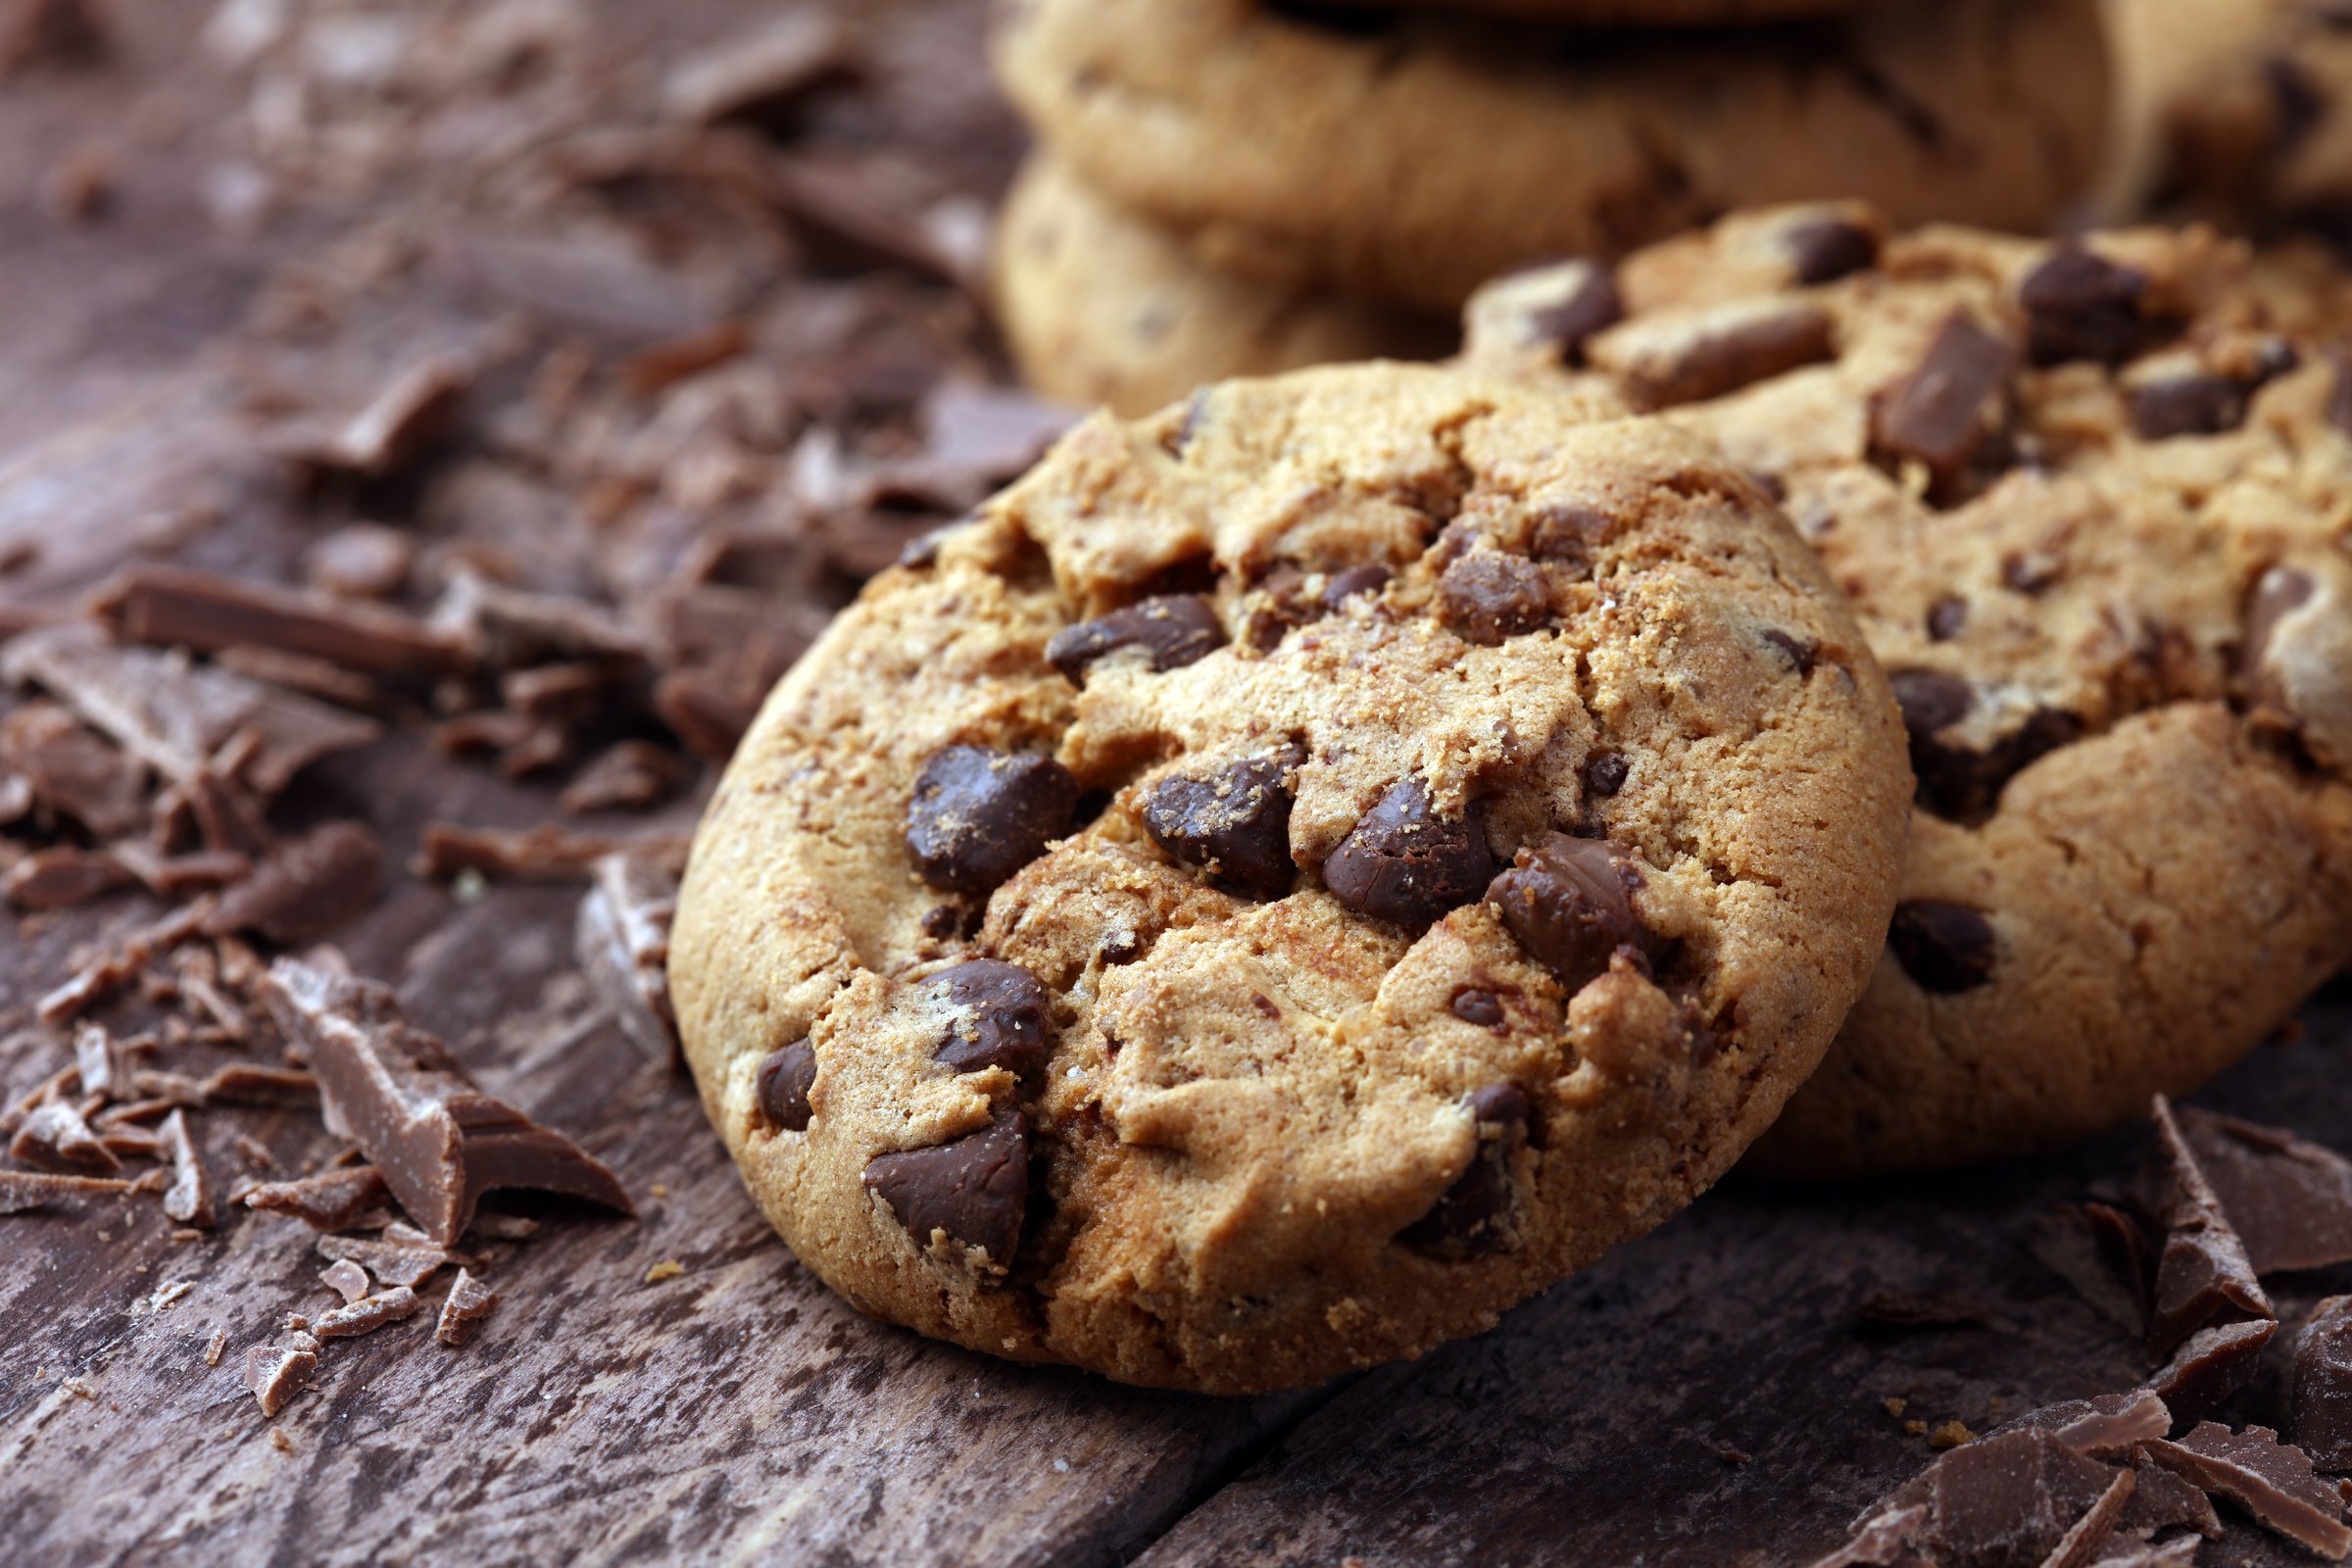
{"left": 2020, "top": 244, "right": 2155, "bottom": 368}
{"left": 1783, "top": 217, "right": 1880, "bottom": 285}
{"left": 1582, "top": 752, "right": 1630, "bottom": 797}
{"left": 2143, "top": 1422, "right": 2352, "bottom": 1557}
{"left": 1886, "top": 901, "right": 1997, "bottom": 993}
{"left": 1927, "top": 596, "right": 1968, "bottom": 642}
{"left": 1450, "top": 988, "right": 1504, "bottom": 1028}
{"left": 1143, "top": 753, "right": 1298, "bottom": 898}
{"left": 1869, "top": 313, "right": 2015, "bottom": 482}
{"left": 2177, "top": 1106, "right": 2352, "bottom": 1273}
{"left": 1607, "top": 296, "right": 1838, "bottom": 409}
{"left": 1437, "top": 552, "right": 1550, "bottom": 646}
{"left": 1761, "top": 629, "right": 1819, "bottom": 677}
{"left": 756, "top": 1040, "right": 818, "bottom": 1130}
{"left": 2131, "top": 370, "right": 2252, "bottom": 440}
{"left": 1322, "top": 777, "right": 1494, "bottom": 927}
{"left": 314, "top": 1286, "right": 422, "bottom": 1340}
{"left": 158, "top": 1108, "right": 214, "bottom": 1228}
{"left": 436, "top": 1268, "right": 499, "bottom": 1347}
{"left": 2296, "top": 1297, "right": 2352, "bottom": 1470}
{"left": 1487, "top": 832, "right": 1655, "bottom": 991}
{"left": 262, "top": 956, "right": 635, "bottom": 1246}
{"left": 205, "top": 821, "right": 385, "bottom": 946}
{"left": 1398, "top": 1084, "right": 1530, "bottom": 1259}
{"left": 575, "top": 854, "right": 679, "bottom": 1067}
{"left": 243, "top": 1340, "right": 319, "bottom": 1419}
{"left": 929, "top": 959, "right": 1052, "bottom": 1076}
{"left": 1998, "top": 1390, "right": 2173, "bottom": 1457}
{"left": 863, "top": 1107, "right": 1028, "bottom": 1265}
{"left": 1046, "top": 595, "right": 1225, "bottom": 683}
{"left": 1320, "top": 564, "right": 1391, "bottom": 610}
{"left": 2147, "top": 1318, "right": 2278, "bottom": 1424}
{"left": 904, "top": 745, "right": 1080, "bottom": 896}
{"left": 1874, "top": 1427, "right": 2131, "bottom": 1568}
{"left": 93, "top": 564, "right": 468, "bottom": 678}
{"left": 243, "top": 1165, "right": 391, "bottom": 1230}
{"left": 1529, "top": 263, "right": 1623, "bottom": 359}
{"left": 2148, "top": 1096, "right": 2274, "bottom": 1358}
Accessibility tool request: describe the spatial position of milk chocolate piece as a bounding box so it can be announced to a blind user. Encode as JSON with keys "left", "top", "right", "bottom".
{"left": 158, "top": 1109, "right": 215, "bottom": 1228}
{"left": 243, "top": 1165, "right": 390, "bottom": 1230}
{"left": 2143, "top": 1422, "right": 2352, "bottom": 1558}
{"left": 2148, "top": 1097, "right": 2272, "bottom": 1358}
{"left": 93, "top": 564, "right": 467, "bottom": 679}
{"left": 262, "top": 956, "right": 635, "bottom": 1246}
{"left": 435, "top": 1269, "right": 499, "bottom": 1347}
{"left": 574, "top": 853, "right": 678, "bottom": 1065}
{"left": 313, "top": 1286, "right": 422, "bottom": 1340}
{"left": 2295, "top": 1297, "right": 2352, "bottom": 1470}
{"left": 2176, "top": 1107, "right": 2352, "bottom": 1274}
{"left": 243, "top": 1340, "right": 319, "bottom": 1419}
{"left": 2146, "top": 1318, "right": 2277, "bottom": 1424}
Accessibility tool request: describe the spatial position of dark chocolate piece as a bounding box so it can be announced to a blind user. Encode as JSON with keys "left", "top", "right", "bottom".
{"left": 1487, "top": 832, "right": 1657, "bottom": 991}
{"left": 863, "top": 1107, "right": 1027, "bottom": 1265}
{"left": 205, "top": 821, "right": 385, "bottom": 946}
{"left": 2176, "top": 1105, "right": 2352, "bottom": 1274}
{"left": 436, "top": 1269, "right": 499, "bottom": 1347}
{"left": 574, "top": 853, "right": 679, "bottom": 1066}
{"left": 756, "top": 1041, "right": 818, "bottom": 1131}
{"left": 2148, "top": 1096, "right": 2274, "bottom": 1358}
{"left": 1397, "top": 1084, "right": 1530, "bottom": 1260}
{"left": 93, "top": 564, "right": 468, "bottom": 678}
{"left": 1322, "top": 777, "right": 1494, "bottom": 928}
{"left": 1143, "top": 752, "right": 1298, "bottom": 898}
{"left": 1045, "top": 595, "right": 1225, "bottom": 684}
{"left": 1886, "top": 901, "right": 1998, "bottom": 994}
{"left": 2142, "top": 1422, "right": 2352, "bottom": 1557}
{"left": 928, "top": 958, "right": 1053, "bottom": 1076}
{"left": 2295, "top": 1296, "right": 2352, "bottom": 1471}
{"left": 262, "top": 956, "right": 635, "bottom": 1246}
{"left": 904, "top": 745, "right": 1080, "bottom": 896}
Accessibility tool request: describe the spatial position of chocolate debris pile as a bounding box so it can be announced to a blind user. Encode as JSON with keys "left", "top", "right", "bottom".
{"left": 1806, "top": 1097, "right": 2352, "bottom": 1565}
{"left": 1, "top": 0, "right": 1056, "bottom": 1422}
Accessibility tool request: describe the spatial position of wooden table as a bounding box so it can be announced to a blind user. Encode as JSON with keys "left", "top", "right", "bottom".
{"left": 4, "top": 4, "right": 2348, "bottom": 1563}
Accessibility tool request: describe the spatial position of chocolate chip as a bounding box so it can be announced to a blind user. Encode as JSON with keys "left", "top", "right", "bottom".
{"left": 928, "top": 958, "right": 1052, "bottom": 1076}
{"left": 1436, "top": 553, "right": 1549, "bottom": 646}
{"left": 1783, "top": 217, "right": 1879, "bottom": 284}
{"left": 1398, "top": 1083, "right": 1529, "bottom": 1259}
{"left": 756, "top": 1040, "right": 817, "bottom": 1131}
{"left": 905, "top": 745, "right": 1080, "bottom": 895}
{"left": 1322, "top": 778, "right": 1494, "bottom": 927}
{"left": 1926, "top": 596, "right": 1968, "bottom": 642}
{"left": 1582, "top": 752, "right": 1629, "bottom": 797}
{"left": 1761, "top": 629, "right": 1818, "bottom": 677}
{"left": 1487, "top": 832, "right": 1654, "bottom": 990}
{"left": 1527, "top": 262, "right": 1622, "bottom": 361}
{"left": 1142, "top": 753, "right": 1298, "bottom": 898}
{"left": 1869, "top": 312, "right": 2015, "bottom": 482}
{"left": 1886, "top": 901, "right": 1995, "bottom": 993}
{"left": 1320, "top": 564, "right": 1391, "bottom": 611}
{"left": 1450, "top": 988, "right": 1504, "bottom": 1028}
{"left": 863, "top": 1107, "right": 1028, "bottom": 1264}
{"left": 1045, "top": 594, "right": 1225, "bottom": 683}
{"left": 2020, "top": 244, "right": 2155, "bottom": 367}
{"left": 2131, "top": 371, "right": 2252, "bottom": 440}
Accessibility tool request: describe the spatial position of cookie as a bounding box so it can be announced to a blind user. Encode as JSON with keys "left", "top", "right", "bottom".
{"left": 993, "top": 0, "right": 2111, "bottom": 313}
{"left": 670, "top": 362, "right": 1913, "bottom": 1392}
{"left": 1458, "top": 203, "right": 2352, "bottom": 1176}
{"left": 993, "top": 155, "right": 1450, "bottom": 416}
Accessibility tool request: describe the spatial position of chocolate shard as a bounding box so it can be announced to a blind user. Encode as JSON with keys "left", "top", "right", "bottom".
{"left": 1045, "top": 595, "right": 1226, "bottom": 684}
{"left": 2296, "top": 1297, "right": 2352, "bottom": 1470}
{"left": 1487, "top": 832, "right": 1659, "bottom": 991}
{"left": 313, "top": 1286, "right": 422, "bottom": 1340}
{"left": 2175, "top": 1106, "right": 2352, "bottom": 1274}
{"left": 1997, "top": 1391, "right": 2173, "bottom": 1458}
{"left": 2149, "top": 1096, "right": 2274, "bottom": 1358}
{"left": 0, "top": 1169, "right": 139, "bottom": 1214}
{"left": 205, "top": 821, "right": 385, "bottom": 946}
{"left": 928, "top": 958, "right": 1053, "bottom": 1076}
{"left": 756, "top": 1040, "right": 818, "bottom": 1132}
{"left": 1323, "top": 777, "right": 1494, "bottom": 928}
{"left": 863, "top": 1106, "right": 1027, "bottom": 1266}
{"left": 575, "top": 854, "right": 679, "bottom": 1066}
{"left": 261, "top": 956, "right": 635, "bottom": 1247}
{"left": 1872, "top": 1427, "right": 2132, "bottom": 1568}
{"left": 2, "top": 623, "right": 379, "bottom": 797}
{"left": 903, "top": 745, "right": 1080, "bottom": 896}
{"left": 158, "top": 1108, "right": 215, "bottom": 1228}
{"left": 1397, "top": 1084, "right": 1530, "bottom": 1259}
{"left": 244, "top": 1165, "right": 392, "bottom": 1231}
{"left": 2142, "top": 1422, "right": 2352, "bottom": 1558}
{"left": 1869, "top": 312, "right": 2015, "bottom": 487}
{"left": 10, "top": 1100, "right": 120, "bottom": 1173}
{"left": 243, "top": 1340, "right": 319, "bottom": 1419}
{"left": 2147, "top": 1319, "right": 2278, "bottom": 1425}
{"left": 91, "top": 564, "right": 468, "bottom": 679}
{"left": 435, "top": 1268, "right": 498, "bottom": 1347}
{"left": 1142, "top": 751, "right": 1298, "bottom": 898}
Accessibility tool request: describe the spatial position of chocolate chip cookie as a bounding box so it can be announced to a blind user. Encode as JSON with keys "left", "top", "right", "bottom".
{"left": 992, "top": 0, "right": 2111, "bottom": 313}
{"left": 993, "top": 155, "right": 1450, "bottom": 416}
{"left": 669, "top": 362, "right": 1913, "bottom": 1392}
{"left": 1458, "top": 203, "right": 2352, "bottom": 1175}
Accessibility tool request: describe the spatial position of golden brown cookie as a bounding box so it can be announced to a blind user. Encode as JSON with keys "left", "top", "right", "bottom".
{"left": 1459, "top": 203, "right": 2352, "bottom": 1175}
{"left": 992, "top": 155, "right": 1450, "bottom": 416}
{"left": 994, "top": 0, "right": 2112, "bottom": 313}
{"left": 670, "top": 362, "right": 1912, "bottom": 1391}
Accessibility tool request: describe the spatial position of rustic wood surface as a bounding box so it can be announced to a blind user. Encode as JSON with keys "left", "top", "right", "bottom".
{"left": 4, "top": 4, "right": 2350, "bottom": 1565}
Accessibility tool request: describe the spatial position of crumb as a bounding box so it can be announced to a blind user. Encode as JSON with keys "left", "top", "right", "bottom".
{"left": 1930, "top": 1421, "right": 1975, "bottom": 1448}
{"left": 1882, "top": 1396, "right": 1907, "bottom": 1418}
{"left": 644, "top": 1259, "right": 683, "bottom": 1283}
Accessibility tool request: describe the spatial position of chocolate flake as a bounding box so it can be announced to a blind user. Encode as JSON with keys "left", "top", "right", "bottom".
{"left": 263, "top": 956, "right": 634, "bottom": 1246}
{"left": 863, "top": 1106, "right": 1027, "bottom": 1265}
{"left": 2296, "top": 1296, "right": 2352, "bottom": 1470}
{"left": 313, "top": 1286, "right": 422, "bottom": 1340}
{"left": 1323, "top": 777, "right": 1494, "bottom": 928}
{"left": 206, "top": 821, "right": 385, "bottom": 946}
{"left": 158, "top": 1109, "right": 215, "bottom": 1228}
{"left": 2143, "top": 1422, "right": 2352, "bottom": 1557}
{"left": 93, "top": 564, "right": 466, "bottom": 679}
{"left": 1487, "top": 832, "right": 1657, "bottom": 991}
{"left": 243, "top": 1340, "right": 319, "bottom": 1419}
{"left": 435, "top": 1269, "right": 499, "bottom": 1347}
{"left": 319, "top": 1259, "right": 371, "bottom": 1305}
{"left": 574, "top": 853, "right": 679, "bottom": 1065}
{"left": 2177, "top": 1105, "right": 2352, "bottom": 1274}
{"left": 903, "top": 745, "right": 1080, "bottom": 896}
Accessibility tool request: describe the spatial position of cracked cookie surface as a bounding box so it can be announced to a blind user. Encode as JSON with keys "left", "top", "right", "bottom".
{"left": 991, "top": 0, "right": 2111, "bottom": 313}
{"left": 670, "top": 362, "right": 1911, "bottom": 1392}
{"left": 1459, "top": 203, "right": 2352, "bottom": 1175}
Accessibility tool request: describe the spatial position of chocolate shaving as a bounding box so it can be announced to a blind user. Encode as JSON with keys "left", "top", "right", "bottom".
{"left": 312, "top": 1286, "right": 421, "bottom": 1340}
{"left": 93, "top": 564, "right": 466, "bottom": 680}
{"left": 157, "top": 1109, "right": 214, "bottom": 1228}
{"left": 263, "top": 955, "right": 634, "bottom": 1245}
{"left": 2, "top": 846, "right": 129, "bottom": 910}
{"left": 205, "top": 820, "right": 385, "bottom": 945}
{"left": 0, "top": 1168, "right": 137, "bottom": 1213}
{"left": 243, "top": 1338, "right": 319, "bottom": 1419}
{"left": 574, "top": 853, "right": 678, "bottom": 1065}
{"left": 416, "top": 822, "right": 689, "bottom": 883}
{"left": 10, "top": 1100, "right": 120, "bottom": 1173}
{"left": 319, "top": 1258, "right": 370, "bottom": 1304}
{"left": 434, "top": 1268, "right": 498, "bottom": 1347}
{"left": 2176, "top": 1107, "right": 2352, "bottom": 1275}
{"left": 314, "top": 1234, "right": 467, "bottom": 1291}
{"left": 244, "top": 1165, "right": 389, "bottom": 1231}
{"left": 2142, "top": 1422, "right": 2352, "bottom": 1557}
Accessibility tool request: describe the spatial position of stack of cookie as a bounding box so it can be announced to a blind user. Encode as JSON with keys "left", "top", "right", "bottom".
{"left": 988, "top": 0, "right": 2114, "bottom": 415}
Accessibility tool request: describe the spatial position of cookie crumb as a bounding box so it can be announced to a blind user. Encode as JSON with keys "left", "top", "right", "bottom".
{"left": 1930, "top": 1420, "right": 1975, "bottom": 1448}
{"left": 645, "top": 1259, "right": 684, "bottom": 1283}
